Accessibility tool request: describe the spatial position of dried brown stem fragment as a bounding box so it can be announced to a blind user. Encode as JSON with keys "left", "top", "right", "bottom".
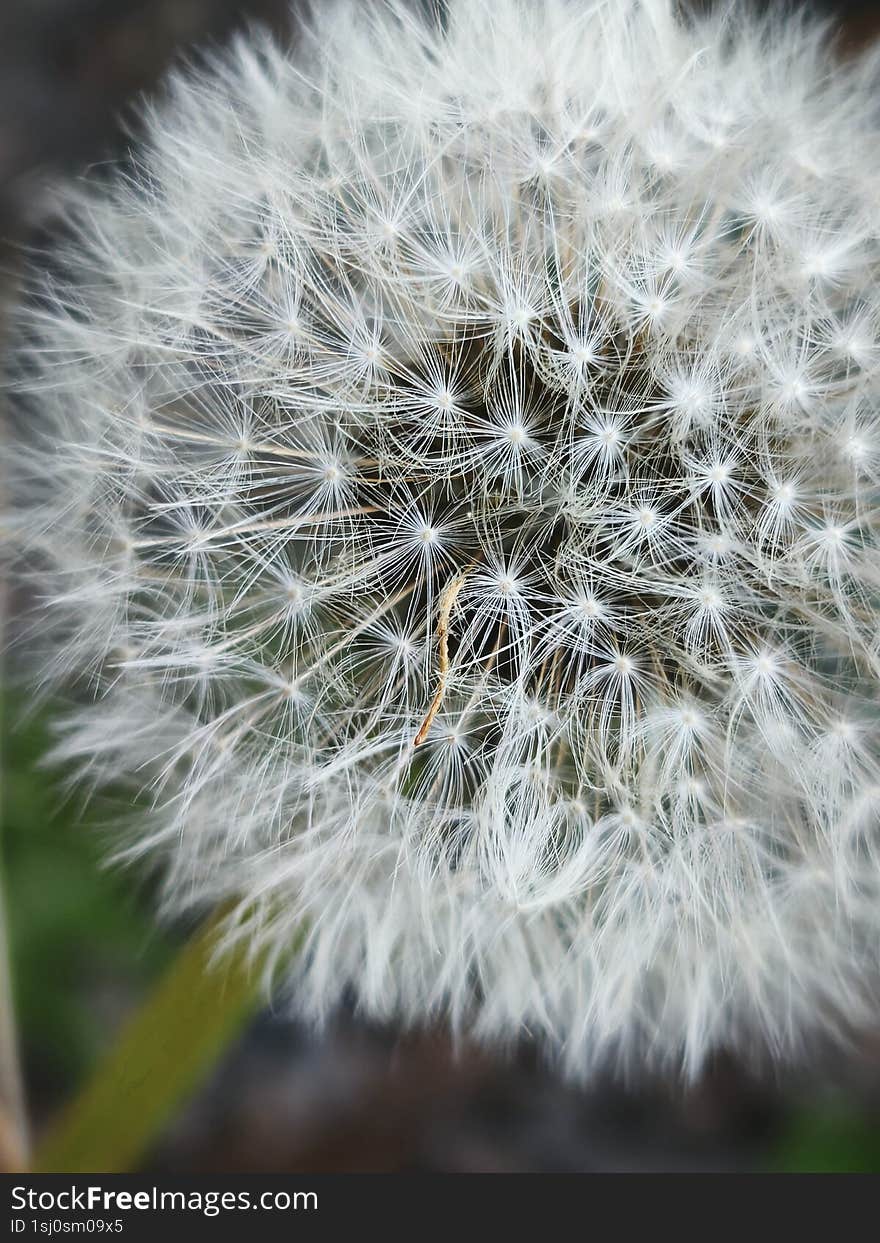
{"left": 413, "top": 569, "right": 471, "bottom": 747}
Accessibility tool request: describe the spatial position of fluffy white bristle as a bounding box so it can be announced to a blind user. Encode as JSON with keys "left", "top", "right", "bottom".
{"left": 6, "top": 0, "right": 880, "bottom": 1077}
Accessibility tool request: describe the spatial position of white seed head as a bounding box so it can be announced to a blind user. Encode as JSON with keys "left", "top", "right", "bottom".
{"left": 6, "top": 0, "right": 880, "bottom": 1078}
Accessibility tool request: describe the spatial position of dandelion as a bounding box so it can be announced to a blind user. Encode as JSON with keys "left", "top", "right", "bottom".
{"left": 6, "top": 0, "right": 880, "bottom": 1077}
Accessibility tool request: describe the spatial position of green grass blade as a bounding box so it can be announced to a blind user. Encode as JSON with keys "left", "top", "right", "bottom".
{"left": 35, "top": 909, "right": 265, "bottom": 1173}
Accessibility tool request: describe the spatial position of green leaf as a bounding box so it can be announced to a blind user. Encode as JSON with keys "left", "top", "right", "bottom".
{"left": 34, "top": 909, "right": 269, "bottom": 1173}
{"left": 770, "top": 1106, "right": 880, "bottom": 1173}
{"left": 2, "top": 691, "right": 171, "bottom": 1080}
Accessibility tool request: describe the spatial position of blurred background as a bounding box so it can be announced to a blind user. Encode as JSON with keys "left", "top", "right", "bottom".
{"left": 2, "top": 0, "right": 880, "bottom": 1174}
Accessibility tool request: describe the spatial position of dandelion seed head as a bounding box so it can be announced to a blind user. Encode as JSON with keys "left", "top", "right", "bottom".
{"left": 8, "top": 0, "right": 880, "bottom": 1078}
